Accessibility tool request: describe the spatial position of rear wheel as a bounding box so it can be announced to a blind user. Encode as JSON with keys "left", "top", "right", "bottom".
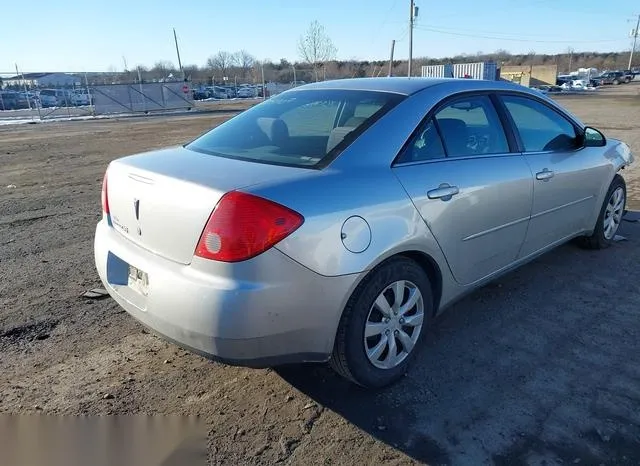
{"left": 613, "top": 79, "right": 620, "bottom": 85}
{"left": 330, "top": 257, "right": 432, "bottom": 388}
{"left": 580, "top": 175, "right": 626, "bottom": 249}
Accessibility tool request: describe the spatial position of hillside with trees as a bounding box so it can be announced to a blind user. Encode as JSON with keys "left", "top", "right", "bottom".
{"left": 81, "top": 50, "right": 633, "bottom": 87}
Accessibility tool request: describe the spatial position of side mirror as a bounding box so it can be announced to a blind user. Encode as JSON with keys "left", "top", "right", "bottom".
{"left": 583, "top": 126, "right": 606, "bottom": 147}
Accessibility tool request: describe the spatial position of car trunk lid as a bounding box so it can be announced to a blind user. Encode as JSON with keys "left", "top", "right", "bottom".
{"left": 106, "top": 146, "right": 308, "bottom": 265}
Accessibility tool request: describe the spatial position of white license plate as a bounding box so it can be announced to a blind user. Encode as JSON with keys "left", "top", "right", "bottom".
{"left": 128, "top": 265, "right": 149, "bottom": 296}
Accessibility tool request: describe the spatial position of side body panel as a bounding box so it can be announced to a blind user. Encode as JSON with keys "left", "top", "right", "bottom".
{"left": 393, "top": 155, "right": 533, "bottom": 285}
{"left": 520, "top": 147, "right": 613, "bottom": 257}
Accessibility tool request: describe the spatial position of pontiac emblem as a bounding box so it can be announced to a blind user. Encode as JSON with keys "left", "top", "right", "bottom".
{"left": 133, "top": 198, "right": 140, "bottom": 221}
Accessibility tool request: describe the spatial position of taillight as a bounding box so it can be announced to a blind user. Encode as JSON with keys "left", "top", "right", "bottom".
{"left": 195, "top": 191, "right": 304, "bottom": 262}
{"left": 101, "top": 171, "right": 110, "bottom": 214}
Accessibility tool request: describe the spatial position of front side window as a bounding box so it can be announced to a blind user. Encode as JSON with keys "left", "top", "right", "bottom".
{"left": 500, "top": 94, "right": 578, "bottom": 152}
{"left": 186, "top": 89, "right": 404, "bottom": 168}
{"left": 434, "top": 95, "right": 509, "bottom": 157}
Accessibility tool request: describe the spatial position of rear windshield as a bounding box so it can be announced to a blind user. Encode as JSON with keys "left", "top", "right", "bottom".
{"left": 186, "top": 89, "right": 405, "bottom": 168}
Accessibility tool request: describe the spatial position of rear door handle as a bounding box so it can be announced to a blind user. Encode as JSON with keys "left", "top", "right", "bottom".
{"left": 427, "top": 184, "right": 459, "bottom": 201}
{"left": 536, "top": 169, "right": 554, "bottom": 181}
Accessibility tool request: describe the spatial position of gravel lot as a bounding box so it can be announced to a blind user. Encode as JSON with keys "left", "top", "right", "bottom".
{"left": 1, "top": 84, "right": 640, "bottom": 465}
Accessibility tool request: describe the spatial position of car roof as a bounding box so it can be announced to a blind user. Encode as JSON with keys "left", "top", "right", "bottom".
{"left": 290, "top": 77, "right": 527, "bottom": 96}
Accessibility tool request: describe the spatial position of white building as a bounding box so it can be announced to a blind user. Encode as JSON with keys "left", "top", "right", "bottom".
{"left": 2, "top": 72, "right": 79, "bottom": 88}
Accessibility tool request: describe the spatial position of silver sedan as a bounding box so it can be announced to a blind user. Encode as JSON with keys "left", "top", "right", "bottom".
{"left": 94, "top": 78, "right": 634, "bottom": 388}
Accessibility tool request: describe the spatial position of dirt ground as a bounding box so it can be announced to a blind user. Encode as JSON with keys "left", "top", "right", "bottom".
{"left": 1, "top": 84, "right": 640, "bottom": 465}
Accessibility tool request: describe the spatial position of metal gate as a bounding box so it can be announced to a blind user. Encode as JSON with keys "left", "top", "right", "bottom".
{"left": 92, "top": 82, "right": 194, "bottom": 115}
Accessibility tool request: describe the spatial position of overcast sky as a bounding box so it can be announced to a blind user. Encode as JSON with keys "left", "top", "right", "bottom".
{"left": 1, "top": 0, "right": 637, "bottom": 73}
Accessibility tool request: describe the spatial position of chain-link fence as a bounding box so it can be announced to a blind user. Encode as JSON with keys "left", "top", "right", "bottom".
{"left": 91, "top": 82, "right": 194, "bottom": 115}
{"left": 0, "top": 67, "right": 323, "bottom": 123}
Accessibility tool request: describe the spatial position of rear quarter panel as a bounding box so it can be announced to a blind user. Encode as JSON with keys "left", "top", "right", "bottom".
{"left": 246, "top": 166, "right": 459, "bottom": 313}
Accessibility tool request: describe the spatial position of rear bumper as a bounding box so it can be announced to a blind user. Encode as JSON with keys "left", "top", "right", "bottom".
{"left": 94, "top": 220, "right": 358, "bottom": 367}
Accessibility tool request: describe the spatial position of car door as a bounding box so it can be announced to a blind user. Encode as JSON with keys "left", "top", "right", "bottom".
{"left": 393, "top": 93, "right": 533, "bottom": 286}
{"left": 497, "top": 93, "right": 609, "bottom": 258}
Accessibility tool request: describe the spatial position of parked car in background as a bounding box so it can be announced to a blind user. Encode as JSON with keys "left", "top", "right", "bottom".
{"left": 0, "top": 91, "right": 18, "bottom": 110}
{"left": 192, "top": 88, "right": 209, "bottom": 100}
{"left": 39, "top": 89, "right": 72, "bottom": 107}
{"left": 237, "top": 86, "right": 257, "bottom": 98}
{"left": 16, "top": 92, "right": 32, "bottom": 108}
{"left": 95, "top": 77, "right": 634, "bottom": 388}
{"left": 210, "top": 86, "right": 230, "bottom": 99}
{"left": 70, "top": 90, "right": 91, "bottom": 106}
{"left": 593, "top": 71, "right": 626, "bottom": 86}
{"left": 534, "top": 85, "right": 563, "bottom": 94}
{"left": 37, "top": 90, "right": 57, "bottom": 107}
{"left": 0, "top": 91, "right": 31, "bottom": 110}
{"left": 223, "top": 86, "right": 237, "bottom": 98}
{"left": 621, "top": 70, "right": 635, "bottom": 82}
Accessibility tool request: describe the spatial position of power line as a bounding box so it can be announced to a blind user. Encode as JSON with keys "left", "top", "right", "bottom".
{"left": 368, "top": 0, "right": 401, "bottom": 47}
{"left": 414, "top": 25, "right": 626, "bottom": 44}
{"left": 415, "top": 24, "right": 590, "bottom": 39}
{"left": 379, "top": 0, "right": 401, "bottom": 30}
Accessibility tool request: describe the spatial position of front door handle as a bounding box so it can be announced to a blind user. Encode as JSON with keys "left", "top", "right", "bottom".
{"left": 427, "top": 184, "right": 459, "bottom": 201}
{"left": 536, "top": 169, "right": 554, "bottom": 181}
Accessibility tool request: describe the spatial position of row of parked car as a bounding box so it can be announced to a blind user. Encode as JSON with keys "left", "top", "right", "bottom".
{"left": 556, "top": 69, "right": 639, "bottom": 88}
{"left": 0, "top": 88, "right": 93, "bottom": 111}
{"left": 191, "top": 84, "right": 263, "bottom": 101}
{"left": 591, "top": 69, "right": 637, "bottom": 86}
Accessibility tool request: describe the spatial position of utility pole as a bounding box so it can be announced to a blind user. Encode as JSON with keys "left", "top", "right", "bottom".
{"left": 629, "top": 14, "right": 640, "bottom": 70}
{"left": 567, "top": 47, "right": 574, "bottom": 73}
{"left": 173, "top": 28, "right": 184, "bottom": 80}
{"left": 388, "top": 39, "right": 396, "bottom": 77}
{"left": 261, "top": 62, "right": 266, "bottom": 101}
{"left": 408, "top": 0, "right": 415, "bottom": 77}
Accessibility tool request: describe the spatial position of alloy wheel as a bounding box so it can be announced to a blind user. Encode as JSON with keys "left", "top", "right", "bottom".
{"left": 603, "top": 186, "right": 625, "bottom": 240}
{"left": 364, "top": 280, "right": 424, "bottom": 369}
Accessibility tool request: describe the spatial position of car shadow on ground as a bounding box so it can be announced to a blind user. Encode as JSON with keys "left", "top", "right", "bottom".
{"left": 278, "top": 213, "right": 640, "bottom": 465}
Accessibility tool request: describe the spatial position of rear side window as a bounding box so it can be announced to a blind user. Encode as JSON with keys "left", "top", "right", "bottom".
{"left": 186, "top": 89, "right": 404, "bottom": 168}
{"left": 500, "top": 95, "right": 578, "bottom": 152}
{"left": 397, "top": 119, "right": 446, "bottom": 163}
{"left": 397, "top": 94, "right": 509, "bottom": 164}
{"left": 434, "top": 95, "right": 509, "bottom": 157}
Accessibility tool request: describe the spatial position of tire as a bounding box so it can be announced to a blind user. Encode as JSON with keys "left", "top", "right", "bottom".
{"left": 330, "top": 257, "right": 433, "bottom": 388}
{"left": 580, "top": 175, "right": 626, "bottom": 250}
{"left": 613, "top": 79, "right": 620, "bottom": 85}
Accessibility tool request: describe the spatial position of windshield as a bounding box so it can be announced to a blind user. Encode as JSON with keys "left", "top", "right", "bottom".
{"left": 40, "top": 90, "right": 55, "bottom": 96}
{"left": 185, "top": 89, "right": 405, "bottom": 168}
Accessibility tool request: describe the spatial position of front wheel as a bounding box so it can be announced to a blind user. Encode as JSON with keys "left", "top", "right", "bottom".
{"left": 580, "top": 175, "right": 626, "bottom": 249}
{"left": 330, "top": 257, "right": 432, "bottom": 388}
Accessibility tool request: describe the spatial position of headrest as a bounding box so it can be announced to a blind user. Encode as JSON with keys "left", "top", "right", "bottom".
{"left": 257, "top": 117, "right": 289, "bottom": 146}
{"left": 326, "top": 126, "right": 356, "bottom": 153}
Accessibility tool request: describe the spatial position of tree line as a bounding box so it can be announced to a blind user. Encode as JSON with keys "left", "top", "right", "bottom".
{"left": 3, "top": 20, "right": 634, "bottom": 88}
{"left": 87, "top": 51, "right": 633, "bottom": 87}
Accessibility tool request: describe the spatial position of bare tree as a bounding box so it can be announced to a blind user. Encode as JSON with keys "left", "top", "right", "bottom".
{"left": 151, "top": 60, "right": 175, "bottom": 81}
{"left": 207, "top": 51, "right": 235, "bottom": 79}
{"left": 234, "top": 50, "right": 255, "bottom": 78}
{"left": 297, "top": 20, "right": 337, "bottom": 81}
